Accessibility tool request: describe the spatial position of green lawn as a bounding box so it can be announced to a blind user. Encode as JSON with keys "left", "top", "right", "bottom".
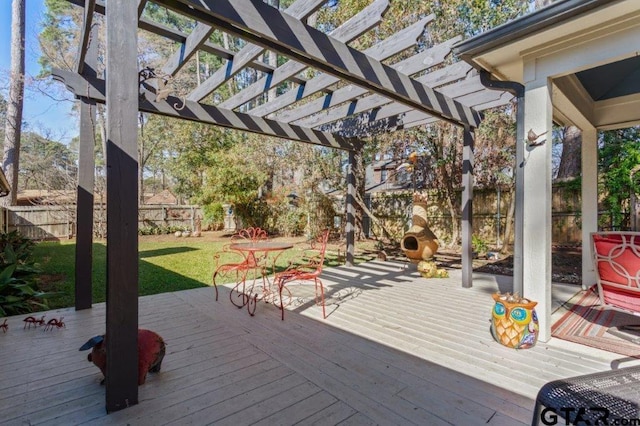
{"left": 34, "top": 237, "right": 377, "bottom": 310}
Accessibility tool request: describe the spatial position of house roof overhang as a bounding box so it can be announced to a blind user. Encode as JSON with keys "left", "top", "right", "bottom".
{"left": 454, "top": 0, "right": 640, "bottom": 131}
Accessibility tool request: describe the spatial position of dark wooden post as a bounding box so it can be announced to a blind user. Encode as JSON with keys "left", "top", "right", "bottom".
{"left": 461, "top": 126, "right": 474, "bottom": 288}
{"left": 105, "top": 0, "right": 139, "bottom": 412}
{"left": 75, "top": 20, "right": 97, "bottom": 311}
{"left": 345, "top": 150, "right": 356, "bottom": 266}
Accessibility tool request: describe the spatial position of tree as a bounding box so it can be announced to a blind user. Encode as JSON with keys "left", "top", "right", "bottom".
{"left": 556, "top": 126, "right": 582, "bottom": 179}
{"left": 37, "top": 0, "right": 530, "bottom": 241}
{"left": 598, "top": 127, "right": 640, "bottom": 230}
{"left": 0, "top": 94, "right": 7, "bottom": 144}
{"left": 196, "top": 133, "right": 270, "bottom": 227}
{"left": 19, "top": 132, "right": 76, "bottom": 191}
{"left": 313, "top": 0, "right": 525, "bottom": 243}
{"left": 2, "top": 0, "right": 26, "bottom": 206}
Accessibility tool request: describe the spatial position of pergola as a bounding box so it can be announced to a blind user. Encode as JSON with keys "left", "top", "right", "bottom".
{"left": 456, "top": 0, "right": 640, "bottom": 344}
{"left": 52, "top": 0, "right": 514, "bottom": 412}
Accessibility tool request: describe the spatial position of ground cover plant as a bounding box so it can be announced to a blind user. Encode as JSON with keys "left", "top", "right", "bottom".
{"left": 33, "top": 232, "right": 378, "bottom": 311}
{"left": 0, "top": 231, "right": 57, "bottom": 315}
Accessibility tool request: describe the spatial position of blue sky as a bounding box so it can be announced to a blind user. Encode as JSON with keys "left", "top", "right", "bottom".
{"left": 1, "top": 0, "right": 77, "bottom": 144}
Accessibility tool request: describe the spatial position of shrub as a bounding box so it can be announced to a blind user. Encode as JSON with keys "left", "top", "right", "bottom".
{"left": 472, "top": 235, "right": 489, "bottom": 255}
{"left": 0, "top": 231, "right": 53, "bottom": 316}
{"left": 275, "top": 207, "right": 306, "bottom": 237}
{"left": 138, "top": 225, "right": 189, "bottom": 236}
{"left": 203, "top": 202, "right": 225, "bottom": 230}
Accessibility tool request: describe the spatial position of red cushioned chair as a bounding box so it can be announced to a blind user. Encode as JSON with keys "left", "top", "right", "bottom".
{"left": 591, "top": 232, "right": 640, "bottom": 313}
{"left": 591, "top": 231, "right": 640, "bottom": 341}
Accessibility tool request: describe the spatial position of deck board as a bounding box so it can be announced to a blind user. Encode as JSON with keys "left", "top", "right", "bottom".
{"left": 0, "top": 260, "right": 631, "bottom": 425}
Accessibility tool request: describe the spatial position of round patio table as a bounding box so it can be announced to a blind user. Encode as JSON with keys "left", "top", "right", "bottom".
{"left": 228, "top": 241, "right": 293, "bottom": 315}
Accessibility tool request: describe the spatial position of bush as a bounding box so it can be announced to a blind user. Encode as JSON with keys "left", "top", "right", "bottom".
{"left": 0, "top": 231, "right": 53, "bottom": 316}
{"left": 276, "top": 207, "right": 306, "bottom": 237}
{"left": 138, "top": 225, "right": 189, "bottom": 236}
{"left": 203, "top": 202, "right": 225, "bottom": 230}
{"left": 472, "top": 235, "right": 489, "bottom": 255}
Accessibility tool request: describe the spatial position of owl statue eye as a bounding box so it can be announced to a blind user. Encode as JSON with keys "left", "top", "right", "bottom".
{"left": 510, "top": 307, "right": 530, "bottom": 324}
{"left": 493, "top": 302, "right": 506, "bottom": 317}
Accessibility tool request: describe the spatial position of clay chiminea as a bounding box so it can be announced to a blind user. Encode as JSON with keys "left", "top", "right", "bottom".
{"left": 401, "top": 193, "right": 439, "bottom": 263}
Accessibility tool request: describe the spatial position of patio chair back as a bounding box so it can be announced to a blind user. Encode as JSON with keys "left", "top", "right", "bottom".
{"left": 591, "top": 231, "right": 640, "bottom": 314}
{"left": 234, "top": 227, "right": 268, "bottom": 243}
{"left": 275, "top": 229, "right": 330, "bottom": 320}
{"left": 212, "top": 227, "right": 269, "bottom": 301}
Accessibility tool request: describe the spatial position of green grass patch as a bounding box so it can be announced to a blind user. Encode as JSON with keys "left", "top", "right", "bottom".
{"left": 33, "top": 238, "right": 377, "bottom": 310}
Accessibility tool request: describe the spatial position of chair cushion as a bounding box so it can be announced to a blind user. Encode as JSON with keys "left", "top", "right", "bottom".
{"left": 593, "top": 233, "right": 640, "bottom": 288}
{"left": 601, "top": 284, "right": 640, "bottom": 312}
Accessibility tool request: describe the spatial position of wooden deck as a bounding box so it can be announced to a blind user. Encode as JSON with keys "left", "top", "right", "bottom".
{"left": 0, "top": 260, "right": 631, "bottom": 425}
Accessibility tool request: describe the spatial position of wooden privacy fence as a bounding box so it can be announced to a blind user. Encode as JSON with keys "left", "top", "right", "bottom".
{"left": 3, "top": 205, "right": 203, "bottom": 240}
{"left": 367, "top": 185, "right": 583, "bottom": 246}
{"left": 2, "top": 185, "right": 583, "bottom": 244}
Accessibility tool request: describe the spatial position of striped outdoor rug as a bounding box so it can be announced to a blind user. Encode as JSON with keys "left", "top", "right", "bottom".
{"left": 552, "top": 286, "right": 640, "bottom": 357}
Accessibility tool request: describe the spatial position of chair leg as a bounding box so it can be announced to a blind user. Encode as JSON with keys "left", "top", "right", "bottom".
{"left": 212, "top": 271, "right": 219, "bottom": 301}
{"left": 278, "top": 279, "right": 286, "bottom": 321}
{"left": 229, "top": 269, "right": 249, "bottom": 309}
{"left": 315, "top": 278, "right": 326, "bottom": 319}
{"left": 247, "top": 293, "right": 258, "bottom": 316}
{"left": 531, "top": 400, "right": 542, "bottom": 426}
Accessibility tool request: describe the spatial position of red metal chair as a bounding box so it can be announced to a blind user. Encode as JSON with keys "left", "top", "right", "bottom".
{"left": 274, "top": 229, "right": 330, "bottom": 320}
{"left": 212, "top": 227, "right": 268, "bottom": 303}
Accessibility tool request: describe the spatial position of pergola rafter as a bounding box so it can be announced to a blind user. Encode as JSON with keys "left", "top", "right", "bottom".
{"left": 68, "top": 0, "right": 310, "bottom": 83}
{"left": 53, "top": 69, "right": 365, "bottom": 151}
{"left": 247, "top": 15, "right": 435, "bottom": 118}
{"left": 66, "top": 0, "right": 512, "bottom": 138}
{"left": 314, "top": 72, "right": 493, "bottom": 132}
{"left": 55, "top": 0, "right": 519, "bottom": 414}
{"left": 155, "top": 0, "right": 483, "bottom": 127}
{"left": 75, "top": 0, "right": 95, "bottom": 74}
{"left": 186, "top": 0, "right": 326, "bottom": 102}
{"left": 216, "top": 0, "right": 392, "bottom": 110}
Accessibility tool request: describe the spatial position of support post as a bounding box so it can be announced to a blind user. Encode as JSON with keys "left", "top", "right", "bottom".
{"left": 478, "top": 70, "right": 525, "bottom": 294}
{"left": 461, "top": 126, "right": 474, "bottom": 288}
{"left": 345, "top": 150, "right": 356, "bottom": 266}
{"left": 581, "top": 127, "right": 598, "bottom": 289}
{"left": 513, "top": 89, "right": 526, "bottom": 296}
{"left": 75, "top": 20, "right": 97, "bottom": 311}
{"left": 105, "top": 0, "right": 139, "bottom": 412}
{"left": 522, "top": 78, "right": 553, "bottom": 342}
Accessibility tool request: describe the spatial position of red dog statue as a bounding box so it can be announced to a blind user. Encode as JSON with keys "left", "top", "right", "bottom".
{"left": 79, "top": 329, "right": 166, "bottom": 385}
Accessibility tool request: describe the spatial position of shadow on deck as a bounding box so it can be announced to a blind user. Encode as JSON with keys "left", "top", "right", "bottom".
{"left": 0, "top": 261, "right": 625, "bottom": 425}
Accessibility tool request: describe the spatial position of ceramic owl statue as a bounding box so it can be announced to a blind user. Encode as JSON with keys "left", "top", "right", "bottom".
{"left": 490, "top": 292, "right": 538, "bottom": 349}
